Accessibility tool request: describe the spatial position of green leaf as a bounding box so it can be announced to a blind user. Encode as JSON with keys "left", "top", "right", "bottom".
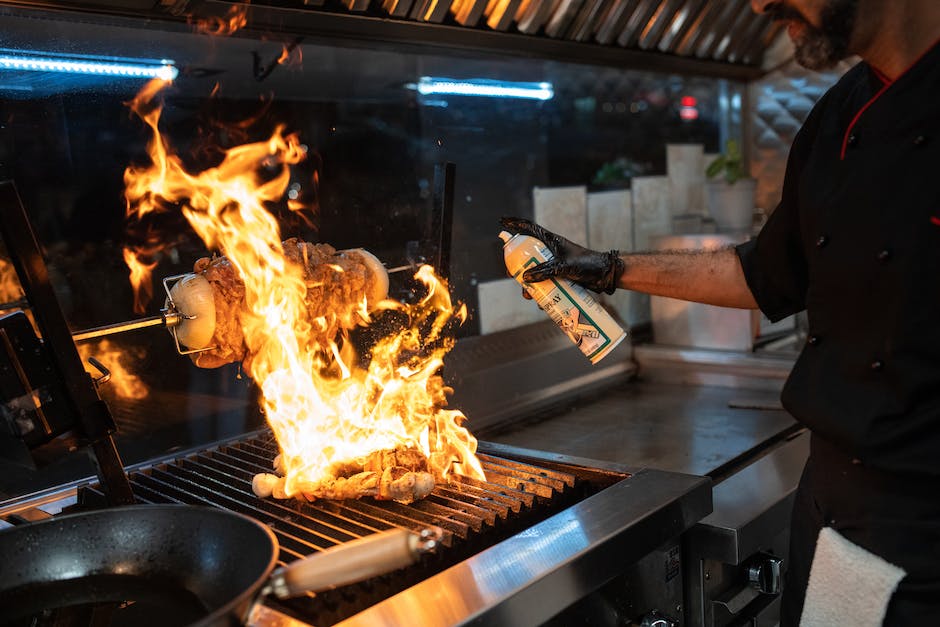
{"left": 706, "top": 139, "right": 749, "bottom": 184}
{"left": 705, "top": 156, "right": 726, "bottom": 179}
{"left": 730, "top": 160, "right": 745, "bottom": 184}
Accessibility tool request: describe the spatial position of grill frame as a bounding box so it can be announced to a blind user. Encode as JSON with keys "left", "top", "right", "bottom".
{"left": 326, "top": 440, "right": 712, "bottom": 627}
{"left": 75, "top": 429, "right": 635, "bottom": 625}
{"left": 3, "top": 432, "right": 711, "bottom": 627}
{"left": 71, "top": 432, "right": 710, "bottom": 626}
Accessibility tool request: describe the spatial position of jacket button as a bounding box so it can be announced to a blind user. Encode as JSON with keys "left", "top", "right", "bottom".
{"left": 847, "top": 133, "right": 858, "bottom": 147}
{"left": 808, "top": 335, "right": 821, "bottom": 346}
{"left": 871, "top": 360, "right": 884, "bottom": 371}
{"left": 914, "top": 135, "right": 928, "bottom": 146}
{"left": 816, "top": 235, "right": 829, "bottom": 247}
{"left": 877, "top": 249, "right": 891, "bottom": 262}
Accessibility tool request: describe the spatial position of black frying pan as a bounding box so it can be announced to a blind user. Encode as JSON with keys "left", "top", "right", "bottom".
{"left": 0, "top": 504, "right": 439, "bottom": 626}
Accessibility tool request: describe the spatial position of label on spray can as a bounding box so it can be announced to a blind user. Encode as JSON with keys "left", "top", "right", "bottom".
{"left": 499, "top": 230, "right": 627, "bottom": 364}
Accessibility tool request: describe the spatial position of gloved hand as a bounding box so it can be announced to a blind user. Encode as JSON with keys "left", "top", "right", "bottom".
{"left": 500, "top": 217, "right": 625, "bottom": 295}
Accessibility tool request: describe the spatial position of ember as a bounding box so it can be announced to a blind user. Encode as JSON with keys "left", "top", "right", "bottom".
{"left": 123, "top": 79, "right": 485, "bottom": 503}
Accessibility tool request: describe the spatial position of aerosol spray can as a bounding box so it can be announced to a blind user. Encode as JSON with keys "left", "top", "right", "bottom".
{"left": 499, "top": 230, "right": 627, "bottom": 364}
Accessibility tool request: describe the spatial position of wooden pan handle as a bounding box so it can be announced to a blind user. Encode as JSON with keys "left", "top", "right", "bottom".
{"left": 266, "top": 526, "right": 442, "bottom": 598}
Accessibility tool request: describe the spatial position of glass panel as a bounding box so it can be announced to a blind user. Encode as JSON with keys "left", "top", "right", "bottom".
{"left": 0, "top": 5, "right": 742, "bottom": 497}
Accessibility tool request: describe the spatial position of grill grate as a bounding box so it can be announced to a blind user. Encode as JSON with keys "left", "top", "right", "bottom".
{"left": 80, "top": 431, "right": 595, "bottom": 626}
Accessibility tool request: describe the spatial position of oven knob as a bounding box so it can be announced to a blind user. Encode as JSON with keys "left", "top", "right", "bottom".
{"left": 747, "top": 554, "right": 783, "bottom": 595}
{"left": 637, "top": 610, "right": 678, "bottom": 627}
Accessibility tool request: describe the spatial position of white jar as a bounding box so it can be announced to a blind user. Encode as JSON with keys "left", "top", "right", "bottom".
{"left": 499, "top": 230, "right": 627, "bottom": 364}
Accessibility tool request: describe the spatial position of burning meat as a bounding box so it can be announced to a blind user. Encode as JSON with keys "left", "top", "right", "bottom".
{"left": 123, "top": 78, "right": 486, "bottom": 508}
{"left": 252, "top": 447, "right": 435, "bottom": 504}
{"left": 169, "top": 238, "right": 389, "bottom": 368}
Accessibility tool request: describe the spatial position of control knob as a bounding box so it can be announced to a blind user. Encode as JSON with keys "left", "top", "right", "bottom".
{"left": 747, "top": 554, "right": 783, "bottom": 595}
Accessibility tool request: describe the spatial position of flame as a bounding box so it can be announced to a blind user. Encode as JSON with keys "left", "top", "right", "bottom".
{"left": 122, "top": 248, "right": 158, "bottom": 315}
{"left": 190, "top": 1, "right": 249, "bottom": 36}
{"left": 78, "top": 339, "right": 149, "bottom": 400}
{"left": 124, "top": 80, "right": 484, "bottom": 498}
{"left": 0, "top": 258, "right": 24, "bottom": 306}
{"left": 276, "top": 44, "right": 302, "bottom": 67}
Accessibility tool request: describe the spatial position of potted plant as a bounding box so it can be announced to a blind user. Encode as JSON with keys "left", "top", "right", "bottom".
{"left": 704, "top": 139, "right": 757, "bottom": 232}
{"left": 590, "top": 156, "right": 648, "bottom": 190}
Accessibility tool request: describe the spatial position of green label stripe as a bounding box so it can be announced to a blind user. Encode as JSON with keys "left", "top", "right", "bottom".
{"left": 518, "top": 258, "right": 612, "bottom": 359}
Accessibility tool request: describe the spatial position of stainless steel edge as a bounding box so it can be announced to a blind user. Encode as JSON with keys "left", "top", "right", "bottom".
{"left": 632, "top": 343, "right": 794, "bottom": 392}
{"left": 477, "top": 440, "right": 639, "bottom": 475}
{"left": 0, "top": 483, "right": 79, "bottom": 518}
{"left": 688, "top": 430, "right": 808, "bottom": 565}
{"left": 0, "top": 427, "right": 269, "bottom": 516}
{"left": 333, "top": 468, "right": 712, "bottom": 627}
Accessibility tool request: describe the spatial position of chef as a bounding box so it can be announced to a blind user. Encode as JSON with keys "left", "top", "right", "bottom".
{"left": 501, "top": 0, "right": 940, "bottom": 624}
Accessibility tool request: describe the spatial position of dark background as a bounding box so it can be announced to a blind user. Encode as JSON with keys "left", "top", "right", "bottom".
{"left": 0, "top": 5, "right": 733, "bottom": 496}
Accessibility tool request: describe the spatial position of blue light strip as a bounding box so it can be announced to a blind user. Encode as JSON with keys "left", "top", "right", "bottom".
{"left": 415, "top": 77, "right": 553, "bottom": 100}
{"left": 0, "top": 54, "right": 178, "bottom": 80}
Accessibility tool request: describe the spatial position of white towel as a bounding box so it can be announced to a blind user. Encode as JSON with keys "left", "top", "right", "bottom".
{"left": 800, "top": 527, "right": 906, "bottom": 627}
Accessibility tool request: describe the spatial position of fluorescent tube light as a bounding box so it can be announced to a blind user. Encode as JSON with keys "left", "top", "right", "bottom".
{"left": 0, "top": 52, "right": 178, "bottom": 81}
{"left": 414, "top": 77, "right": 553, "bottom": 100}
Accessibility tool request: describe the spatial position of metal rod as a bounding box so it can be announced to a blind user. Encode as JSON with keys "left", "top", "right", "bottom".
{"left": 430, "top": 162, "right": 455, "bottom": 281}
{"left": 72, "top": 314, "right": 169, "bottom": 343}
{"left": 0, "top": 298, "right": 29, "bottom": 311}
{"left": 385, "top": 264, "right": 417, "bottom": 274}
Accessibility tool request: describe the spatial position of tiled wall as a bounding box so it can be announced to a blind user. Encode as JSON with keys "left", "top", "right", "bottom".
{"left": 748, "top": 38, "right": 854, "bottom": 214}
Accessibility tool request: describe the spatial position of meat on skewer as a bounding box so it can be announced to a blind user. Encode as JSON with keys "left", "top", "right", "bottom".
{"left": 168, "top": 238, "right": 389, "bottom": 368}
{"left": 251, "top": 447, "right": 436, "bottom": 505}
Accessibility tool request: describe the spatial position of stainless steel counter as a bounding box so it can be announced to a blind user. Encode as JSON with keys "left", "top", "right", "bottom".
{"left": 482, "top": 381, "right": 798, "bottom": 479}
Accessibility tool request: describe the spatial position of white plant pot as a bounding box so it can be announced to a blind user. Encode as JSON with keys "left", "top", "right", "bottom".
{"left": 705, "top": 178, "right": 757, "bottom": 232}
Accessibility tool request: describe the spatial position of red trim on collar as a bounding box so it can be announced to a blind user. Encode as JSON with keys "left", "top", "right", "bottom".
{"left": 840, "top": 82, "right": 892, "bottom": 159}
{"left": 841, "top": 36, "right": 940, "bottom": 160}
{"left": 870, "top": 65, "right": 892, "bottom": 85}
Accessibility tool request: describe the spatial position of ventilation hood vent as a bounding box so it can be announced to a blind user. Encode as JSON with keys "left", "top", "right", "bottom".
{"left": 3, "top": 0, "right": 782, "bottom": 78}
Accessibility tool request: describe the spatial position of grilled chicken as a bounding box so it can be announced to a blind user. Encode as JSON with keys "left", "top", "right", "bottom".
{"left": 251, "top": 447, "right": 436, "bottom": 505}
{"left": 178, "top": 239, "right": 388, "bottom": 368}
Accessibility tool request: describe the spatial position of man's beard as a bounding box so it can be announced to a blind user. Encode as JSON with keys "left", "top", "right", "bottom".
{"left": 770, "top": 0, "right": 859, "bottom": 70}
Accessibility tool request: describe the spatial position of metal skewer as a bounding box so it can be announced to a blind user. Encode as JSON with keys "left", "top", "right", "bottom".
{"left": 71, "top": 309, "right": 184, "bottom": 342}
{"left": 68, "top": 274, "right": 213, "bottom": 356}
{"left": 385, "top": 264, "right": 416, "bottom": 274}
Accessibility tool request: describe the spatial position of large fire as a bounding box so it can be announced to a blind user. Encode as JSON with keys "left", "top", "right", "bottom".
{"left": 123, "top": 79, "right": 484, "bottom": 501}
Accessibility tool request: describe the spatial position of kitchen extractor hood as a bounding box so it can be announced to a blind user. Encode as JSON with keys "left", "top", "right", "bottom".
{"left": 1, "top": 0, "right": 781, "bottom": 80}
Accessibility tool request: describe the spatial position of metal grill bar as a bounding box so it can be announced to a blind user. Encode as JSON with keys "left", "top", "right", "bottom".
{"left": 80, "top": 430, "right": 595, "bottom": 625}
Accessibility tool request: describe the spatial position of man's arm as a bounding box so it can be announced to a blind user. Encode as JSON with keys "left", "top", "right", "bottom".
{"left": 618, "top": 246, "right": 758, "bottom": 309}
{"left": 500, "top": 217, "right": 758, "bottom": 311}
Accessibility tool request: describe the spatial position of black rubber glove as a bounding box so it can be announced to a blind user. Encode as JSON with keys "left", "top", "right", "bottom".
{"left": 500, "top": 217, "right": 625, "bottom": 295}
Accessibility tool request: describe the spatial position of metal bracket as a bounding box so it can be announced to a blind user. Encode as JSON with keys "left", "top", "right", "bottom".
{"left": 0, "top": 180, "right": 134, "bottom": 505}
{"left": 85, "top": 356, "right": 111, "bottom": 386}
{"left": 161, "top": 273, "right": 216, "bottom": 356}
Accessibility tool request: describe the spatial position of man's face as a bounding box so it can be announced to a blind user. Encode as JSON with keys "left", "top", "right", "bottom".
{"left": 754, "top": 0, "right": 860, "bottom": 70}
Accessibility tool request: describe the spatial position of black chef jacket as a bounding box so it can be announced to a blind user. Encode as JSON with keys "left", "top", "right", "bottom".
{"left": 736, "top": 40, "right": 940, "bottom": 477}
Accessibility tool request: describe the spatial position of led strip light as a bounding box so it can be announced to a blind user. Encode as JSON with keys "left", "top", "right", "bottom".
{"left": 0, "top": 53, "right": 178, "bottom": 80}
{"left": 414, "top": 77, "right": 553, "bottom": 100}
